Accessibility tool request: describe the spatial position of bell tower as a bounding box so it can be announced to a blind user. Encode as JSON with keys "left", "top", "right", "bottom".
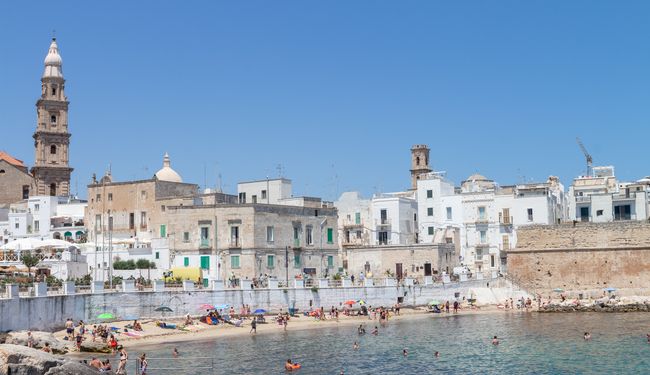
{"left": 31, "top": 38, "right": 73, "bottom": 197}
{"left": 410, "top": 144, "right": 431, "bottom": 190}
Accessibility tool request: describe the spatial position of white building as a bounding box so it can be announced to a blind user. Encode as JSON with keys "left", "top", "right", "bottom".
{"left": 568, "top": 166, "right": 649, "bottom": 223}
{"left": 371, "top": 192, "right": 417, "bottom": 246}
{"left": 335, "top": 192, "right": 372, "bottom": 248}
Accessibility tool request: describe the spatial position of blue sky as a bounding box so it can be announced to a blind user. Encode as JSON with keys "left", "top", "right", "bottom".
{"left": 1, "top": 1, "right": 648, "bottom": 200}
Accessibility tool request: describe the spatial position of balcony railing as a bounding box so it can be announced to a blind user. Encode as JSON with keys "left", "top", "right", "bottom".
{"left": 293, "top": 239, "right": 301, "bottom": 248}
{"left": 229, "top": 239, "right": 241, "bottom": 249}
{"left": 499, "top": 216, "right": 513, "bottom": 226}
{"left": 200, "top": 238, "right": 211, "bottom": 249}
{"left": 475, "top": 217, "right": 489, "bottom": 224}
{"left": 575, "top": 196, "right": 591, "bottom": 203}
{"left": 613, "top": 192, "right": 636, "bottom": 200}
{"left": 476, "top": 243, "right": 490, "bottom": 248}
{"left": 375, "top": 219, "right": 391, "bottom": 226}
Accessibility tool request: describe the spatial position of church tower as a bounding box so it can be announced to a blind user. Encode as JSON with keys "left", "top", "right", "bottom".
{"left": 31, "top": 38, "right": 73, "bottom": 196}
{"left": 410, "top": 144, "right": 432, "bottom": 190}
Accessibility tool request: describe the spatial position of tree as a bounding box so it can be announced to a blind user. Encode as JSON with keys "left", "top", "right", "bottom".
{"left": 21, "top": 253, "right": 40, "bottom": 283}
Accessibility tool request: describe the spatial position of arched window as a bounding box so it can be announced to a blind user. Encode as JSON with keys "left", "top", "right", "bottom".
{"left": 50, "top": 145, "right": 57, "bottom": 154}
{"left": 51, "top": 115, "right": 57, "bottom": 124}
{"left": 416, "top": 156, "right": 420, "bottom": 166}
{"left": 49, "top": 183, "right": 57, "bottom": 196}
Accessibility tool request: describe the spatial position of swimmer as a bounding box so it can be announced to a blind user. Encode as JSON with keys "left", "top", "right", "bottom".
{"left": 371, "top": 326, "right": 378, "bottom": 335}
{"left": 172, "top": 347, "right": 179, "bottom": 357}
{"left": 353, "top": 341, "right": 359, "bottom": 350}
{"left": 584, "top": 332, "right": 591, "bottom": 340}
{"left": 285, "top": 359, "right": 293, "bottom": 371}
{"left": 357, "top": 324, "right": 366, "bottom": 335}
{"left": 492, "top": 336, "right": 499, "bottom": 345}
{"left": 646, "top": 333, "right": 650, "bottom": 343}
{"left": 434, "top": 351, "right": 440, "bottom": 357}
{"left": 403, "top": 348, "right": 408, "bottom": 356}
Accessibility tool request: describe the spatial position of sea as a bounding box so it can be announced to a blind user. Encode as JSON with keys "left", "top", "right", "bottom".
{"left": 121, "top": 312, "right": 650, "bottom": 374}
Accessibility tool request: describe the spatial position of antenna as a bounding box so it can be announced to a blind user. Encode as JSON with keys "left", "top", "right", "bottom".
{"left": 576, "top": 137, "right": 593, "bottom": 177}
{"left": 276, "top": 164, "right": 284, "bottom": 178}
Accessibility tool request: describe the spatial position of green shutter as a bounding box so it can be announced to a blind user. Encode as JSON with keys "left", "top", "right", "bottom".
{"left": 267, "top": 255, "right": 274, "bottom": 268}
{"left": 155, "top": 252, "right": 160, "bottom": 259}
{"left": 231, "top": 255, "right": 240, "bottom": 268}
{"left": 183, "top": 257, "right": 189, "bottom": 267}
{"left": 294, "top": 254, "right": 300, "bottom": 268}
{"left": 160, "top": 224, "right": 166, "bottom": 238}
{"left": 200, "top": 256, "right": 210, "bottom": 270}
{"left": 355, "top": 213, "right": 361, "bottom": 225}
{"left": 327, "top": 255, "right": 334, "bottom": 267}
{"left": 327, "top": 228, "right": 333, "bottom": 243}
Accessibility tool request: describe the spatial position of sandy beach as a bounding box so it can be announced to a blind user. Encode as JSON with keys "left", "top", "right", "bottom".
{"left": 55, "top": 305, "right": 510, "bottom": 354}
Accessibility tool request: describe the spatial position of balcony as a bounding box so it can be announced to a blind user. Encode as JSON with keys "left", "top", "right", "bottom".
{"left": 613, "top": 192, "right": 636, "bottom": 201}
{"left": 575, "top": 196, "right": 591, "bottom": 203}
{"left": 499, "top": 216, "right": 513, "bottom": 226}
{"left": 476, "top": 243, "right": 490, "bottom": 249}
{"left": 293, "top": 239, "right": 301, "bottom": 249}
{"left": 199, "top": 238, "right": 211, "bottom": 249}
{"left": 475, "top": 217, "right": 489, "bottom": 225}
{"left": 375, "top": 219, "right": 391, "bottom": 227}
{"left": 229, "top": 239, "right": 241, "bottom": 249}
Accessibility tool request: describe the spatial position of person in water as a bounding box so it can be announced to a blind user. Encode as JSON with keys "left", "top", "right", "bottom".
{"left": 371, "top": 326, "right": 378, "bottom": 335}
{"left": 285, "top": 359, "right": 300, "bottom": 371}
{"left": 173, "top": 347, "right": 179, "bottom": 357}
{"left": 584, "top": 332, "right": 591, "bottom": 340}
{"left": 492, "top": 336, "right": 499, "bottom": 345}
{"left": 403, "top": 348, "right": 408, "bottom": 356}
{"left": 353, "top": 341, "right": 359, "bottom": 350}
{"left": 357, "top": 325, "right": 366, "bottom": 335}
{"left": 434, "top": 351, "right": 440, "bottom": 357}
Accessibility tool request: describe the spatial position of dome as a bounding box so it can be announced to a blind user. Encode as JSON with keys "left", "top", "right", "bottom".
{"left": 43, "top": 38, "right": 63, "bottom": 78}
{"left": 467, "top": 173, "right": 488, "bottom": 181}
{"left": 155, "top": 153, "right": 183, "bottom": 183}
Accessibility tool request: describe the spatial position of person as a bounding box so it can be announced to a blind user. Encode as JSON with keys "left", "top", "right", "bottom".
{"left": 75, "top": 332, "right": 83, "bottom": 351}
{"left": 133, "top": 320, "right": 143, "bottom": 331}
{"left": 26, "top": 331, "right": 34, "bottom": 348}
{"left": 453, "top": 300, "right": 459, "bottom": 313}
{"left": 646, "top": 333, "right": 650, "bottom": 343}
{"left": 357, "top": 324, "right": 365, "bottom": 335}
{"left": 89, "top": 357, "right": 102, "bottom": 370}
{"left": 434, "top": 351, "right": 440, "bottom": 357}
{"left": 65, "top": 318, "right": 74, "bottom": 340}
{"left": 250, "top": 317, "right": 257, "bottom": 334}
{"left": 139, "top": 353, "right": 148, "bottom": 375}
{"left": 353, "top": 341, "right": 359, "bottom": 350}
{"left": 283, "top": 315, "right": 288, "bottom": 331}
{"left": 109, "top": 335, "right": 118, "bottom": 354}
{"left": 350, "top": 274, "right": 355, "bottom": 285}
{"left": 41, "top": 342, "right": 52, "bottom": 353}
{"left": 371, "top": 326, "right": 378, "bottom": 335}
{"left": 102, "top": 359, "right": 112, "bottom": 372}
{"left": 492, "top": 336, "right": 499, "bottom": 345}
{"left": 116, "top": 345, "right": 128, "bottom": 375}
{"left": 584, "top": 332, "right": 591, "bottom": 340}
{"left": 403, "top": 348, "right": 408, "bottom": 356}
{"left": 285, "top": 359, "right": 299, "bottom": 371}
{"left": 445, "top": 301, "right": 450, "bottom": 313}
{"left": 173, "top": 347, "right": 179, "bottom": 357}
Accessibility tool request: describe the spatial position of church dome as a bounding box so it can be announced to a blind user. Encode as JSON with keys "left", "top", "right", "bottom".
{"left": 467, "top": 173, "right": 488, "bottom": 181}
{"left": 43, "top": 38, "right": 63, "bottom": 78}
{"left": 155, "top": 153, "right": 183, "bottom": 183}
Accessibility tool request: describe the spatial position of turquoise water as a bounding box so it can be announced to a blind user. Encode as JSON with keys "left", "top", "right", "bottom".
{"left": 128, "top": 312, "right": 650, "bottom": 374}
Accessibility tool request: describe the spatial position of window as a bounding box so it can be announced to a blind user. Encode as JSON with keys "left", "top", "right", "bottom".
{"left": 34, "top": 204, "right": 40, "bottom": 212}
{"left": 427, "top": 207, "right": 433, "bottom": 216}
{"left": 160, "top": 224, "right": 166, "bottom": 238}
{"left": 480, "top": 230, "right": 487, "bottom": 243}
{"left": 231, "top": 255, "right": 240, "bottom": 268}
{"left": 356, "top": 230, "right": 362, "bottom": 239}
{"left": 183, "top": 257, "right": 189, "bottom": 267}
{"left": 238, "top": 192, "right": 246, "bottom": 204}
{"left": 14, "top": 222, "right": 19, "bottom": 229}
{"left": 416, "top": 156, "right": 420, "bottom": 166}
{"left": 380, "top": 209, "right": 388, "bottom": 224}
{"left": 527, "top": 208, "right": 534, "bottom": 221}
{"left": 428, "top": 226, "right": 434, "bottom": 235}
{"left": 200, "top": 227, "right": 210, "bottom": 247}
{"left": 293, "top": 253, "right": 301, "bottom": 268}
{"left": 355, "top": 212, "right": 361, "bottom": 225}
{"left": 478, "top": 206, "right": 486, "bottom": 220}
{"left": 261, "top": 190, "right": 267, "bottom": 199}
{"left": 108, "top": 216, "right": 113, "bottom": 231}
{"left": 596, "top": 210, "right": 604, "bottom": 216}
{"left": 491, "top": 254, "right": 496, "bottom": 268}
{"left": 141, "top": 190, "right": 147, "bottom": 199}
{"left": 306, "top": 226, "right": 313, "bottom": 245}
{"left": 0, "top": 169, "right": 4, "bottom": 174}
{"left": 267, "top": 255, "right": 275, "bottom": 268}
{"left": 446, "top": 207, "right": 452, "bottom": 220}
{"left": 252, "top": 195, "right": 257, "bottom": 203}
{"left": 50, "top": 145, "right": 57, "bottom": 154}
{"left": 426, "top": 189, "right": 433, "bottom": 198}
{"left": 293, "top": 226, "right": 300, "bottom": 245}
{"left": 52, "top": 87, "right": 56, "bottom": 96}
{"left": 200, "top": 256, "right": 210, "bottom": 270}
{"left": 378, "top": 231, "right": 388, "bottom": 245}
{"left": 155, "top": 252, "right": 160, "bottom": 260}
{"left": 96, "top": 194, "right": 101, "bottom": 202}
{"left": 22, "top": 185, "right": 29, "bottom": 199}
{"left": 231, "top": 226, "right": 240, "bottom": 247}
{"left": 34, "top": 221, "right": 40, "bottom": 231}
{"left": 140, "top": 211, "right": 147, "bottom": 229}
{"left": 129, "top": 213, "right": 135, "bottom": 230}
{"left": 51, "top": 115, "right": 57, "bottom": 124}
{"left": 327, "top": 228, "right": 333, "bottom": 244}
{"left": 266, "top": 226, "right": 274, "bottom": 243}
{"left": 502, "top": 235, "right": 510, "bottom": 250}
{"left": 614, "top": 205, "right": 631, "bottom": 221}
{"left": 95, "top": 215, "right": 101, "bottom": 231}
{"left": 501, "top": 208, "right": 510, "bottom": 224}
{"left": 183, "top": 231, "right": 190, "bottom": 242}
{"left": 108, "top": 193, "right": 113, "bottom": 201}
{"left": 49, "top": 183, "right": 56, "bottom": 196}
{"left": 327, "top": 255, "right": 334, "bottom": 268}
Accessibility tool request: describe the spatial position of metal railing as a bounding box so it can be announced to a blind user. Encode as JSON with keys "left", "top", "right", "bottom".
{"left": 132, "top": 356, "right": 215, "bottom": 374}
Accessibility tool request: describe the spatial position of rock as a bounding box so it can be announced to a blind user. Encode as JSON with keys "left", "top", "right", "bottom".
{"left": 79, "top": 340, "right": 111, "bottom": 354}
{"left": 6, "top": 331, "right": 68, "bottom": 354}
{"left": 0, "top": 344, "right": 98, "bottom": 375}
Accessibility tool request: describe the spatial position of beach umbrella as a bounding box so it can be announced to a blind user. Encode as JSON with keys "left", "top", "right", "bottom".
{"left": 214, "top": 304, "right": 230, "bottom": 310}
{"left": 552, "top": 288, "right": 564, "bottom": 293}
{"left": 428, "top": 300, "right": 441, "bottom": 306}
{"left": 604, "top": 287, "right": 617, "bottom": 293}
{"left": 253, "top": 308, "right": 267, "bottom": 314}
{"left": 154, "top": 306, "right": 173, "bottom": 312}
{"left": 357, "top": 300, "right": 366, "bottom": 305}
{"left": 97, "top": 313, "right": 115, "bottom": 320}
{"left": 344, "top": 300, "right": 357, "bottom": 305}
{"left": 199, "top": 304, "right": 215, "bottom": 310}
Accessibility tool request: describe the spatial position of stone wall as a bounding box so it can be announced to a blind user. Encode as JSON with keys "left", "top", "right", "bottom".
{"left": 507, "top": 221, "right": 650, "bottom": 294}
{"left": 0, "top": 161, "right": 34, "bottom": 207}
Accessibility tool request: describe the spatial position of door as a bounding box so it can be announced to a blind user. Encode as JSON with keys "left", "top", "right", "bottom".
{"left": 580, "top": 207, "right": 589, "bottom": 222}
{"left": 423, "top": 263, "right": 432, "bottom": 276}
{"left": 396, "top": 263, "right": 403, "bottom": 279}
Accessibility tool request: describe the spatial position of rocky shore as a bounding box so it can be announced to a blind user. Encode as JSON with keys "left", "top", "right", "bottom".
{"left": 0, "top": 344, "right": 98, "bottom": 375}
{"left": 540, "top": 302, "right": 650, "bottom": 313}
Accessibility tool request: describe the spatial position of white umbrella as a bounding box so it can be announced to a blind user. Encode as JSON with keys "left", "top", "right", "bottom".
{"left": 39, "top": 239, "right": 79, "bottom": 249}
{"left": 0, "top": 238, "right": 46, "bottom": 250}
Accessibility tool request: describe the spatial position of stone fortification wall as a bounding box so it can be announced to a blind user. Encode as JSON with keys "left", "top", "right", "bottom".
{"left": 508, "top": 222, "right": 650, "bottom": 294}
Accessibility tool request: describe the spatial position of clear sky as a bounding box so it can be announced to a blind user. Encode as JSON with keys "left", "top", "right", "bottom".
{"left": 1, "top": 1, "right": 648, "bottom": 200}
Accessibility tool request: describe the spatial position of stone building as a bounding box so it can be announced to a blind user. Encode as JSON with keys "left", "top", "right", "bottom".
{"left": 0, "top": 152, "right": 34, "bottom": 206}
{"left": 507, "top": 221, "right": 650, "bottom": 296}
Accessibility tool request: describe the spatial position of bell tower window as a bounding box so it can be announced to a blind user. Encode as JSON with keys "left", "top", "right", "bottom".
{"left": 50, "top": 145, "right": 57, "bottom": 154}
{"left": 49, "top": 183, "right": 57, "bottom": 196}
{"left": 51, "top": 115, "right": 57, "bottom": 125}
{"left": 52, "top": 87, "right": 56, "bottom": 96}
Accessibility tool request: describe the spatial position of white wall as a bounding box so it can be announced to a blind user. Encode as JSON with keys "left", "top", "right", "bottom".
{"left": 237, "top": 179, "right": 292, "bottom": 204}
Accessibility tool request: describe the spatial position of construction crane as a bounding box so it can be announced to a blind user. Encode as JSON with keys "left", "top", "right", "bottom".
{"left": 576, "top": 137, "right": 593, "bottom": 177}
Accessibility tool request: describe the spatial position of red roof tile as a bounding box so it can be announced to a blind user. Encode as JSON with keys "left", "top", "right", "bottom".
{"left": 0, "top": 151, "right": 26, "bottom": 168}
